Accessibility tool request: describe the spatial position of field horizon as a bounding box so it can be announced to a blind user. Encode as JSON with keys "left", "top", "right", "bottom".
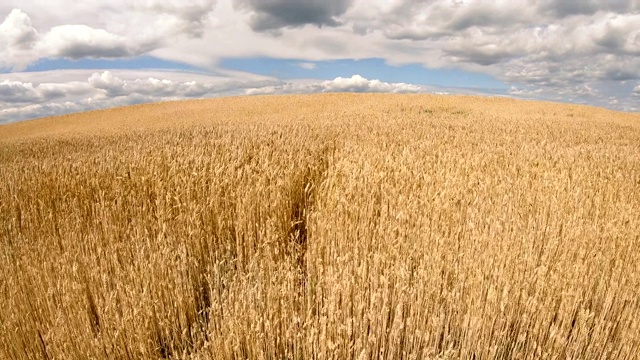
{"left": 2, "top": 93, "right": 640, "bottom": 359}
{"left": 2, "top": 94, "right": 639, "bottom": 142}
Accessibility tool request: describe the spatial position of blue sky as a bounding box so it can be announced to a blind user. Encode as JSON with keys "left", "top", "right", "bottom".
{"left": 220, "top": 57, "right": 508, "bottom": 89}
{"left": 11, "top": 56, "right": 507, "bottom": 90}
{"left": 1, "top": 0, "right": 639, "bottom": 123}
{"left": 19, "top": 56, "right": 202, "bottom": 74}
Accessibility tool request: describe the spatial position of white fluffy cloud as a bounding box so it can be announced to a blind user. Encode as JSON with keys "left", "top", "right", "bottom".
{"left": 246, "top": 75, "right": 422, "bottom": 95}
{"left": 0, "top": 79, "right": 89, "bottom": 103}
{"left": 322, "top": 75, "right": 420, "bottom": 93}
{"left": 0, "top": 10, "right": 150, "bottom": 69}
{"left": 0, "top": 70, "right": 277, "bottom": 123}
{"left": 1, "top": 0, "right": 640, "bottom": 120}
{"left": 0, "top": 72, "right": 426, "bottom": 123}
{"left": 40, "top": 25, "right": 153, "bottom": 60}
{"left": 2, "top": 1, "right": 640, "bottom": 80}
{"left": 0, "top": 9, "right": 37, "bottom": 48}
{"left": 0, "top": 10, "right": 40, "bottom": 69}
{"left": 0, "top": 3, "right": 216, "bottom": 70}
{"left": 87, "top": 71, "right": 270, "bottom": 98}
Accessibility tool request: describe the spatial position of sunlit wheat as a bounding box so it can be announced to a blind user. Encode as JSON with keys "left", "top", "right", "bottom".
{"left": 1, "top": 94, "right": 639, "bottom": 359}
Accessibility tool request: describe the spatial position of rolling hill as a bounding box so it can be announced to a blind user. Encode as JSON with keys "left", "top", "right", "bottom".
{"left": 1, "top": 94, "right": 639, "bottom": 359}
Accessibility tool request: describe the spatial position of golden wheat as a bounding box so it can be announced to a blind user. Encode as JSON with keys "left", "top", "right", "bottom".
{"left": 1, "top": 94, "right": 639, "bottom": 359}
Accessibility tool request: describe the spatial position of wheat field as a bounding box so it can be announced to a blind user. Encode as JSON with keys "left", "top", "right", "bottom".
{"left": 1, "top": 94, "right": 639, "bottom": 359}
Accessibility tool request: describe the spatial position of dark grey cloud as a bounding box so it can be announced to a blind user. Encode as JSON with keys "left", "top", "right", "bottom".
{"left": 235, "top": 0, "right": 353, "bottom": 32}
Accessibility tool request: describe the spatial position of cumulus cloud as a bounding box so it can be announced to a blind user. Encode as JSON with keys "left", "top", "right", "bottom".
{"left": 0, "top": 4, "right": 217, "bottom": 70}
{"left": 374, "top": 1, "right": 531, "bottom": 41}
{"left": 133, "top": 0, "right": 216, "bottom": 38}
{"left": 40, "top": 25, "right": 155, "bottom": 59}
{"left": 0, "top": 9, "right": 37, "bottom": 48}
{"left": 0, "top": 70, "right": 278, "bottom": 123}
{"left": 234, "top": 0, "right": 353, "bottom": 32}
{"left": 633, "top": 85, "right": 640, "bottom": 97}
{"left": 322, "top": 75, "right": 421, "bottom": 93}
{"left": 1, "top": 101, "right": 84, "bottom": 122}
{"left": 2, "top": 0, "right": 640, "bottom": 117}
{"left": 87, "top": 71, "right": 127, "bottom": 96}
{"left": 0, "top": 79, "right": 90, "bottom": 104}
{"left": 246, "top": 75, "right": 422, "bottom": 95}
{"left": 342, "top": 0, "right": 640, "bottom": 101}
{"left": 87, "top": 71, "right": 274, "bottom": 99}
{"left": 0, "top": 10, "right": 153, "bottom": 69}
{"left": 0, "top": 9, "right": 40, "bottom": 69}
{"left": 0, "top": 80, "right": 40, "bottom": 103}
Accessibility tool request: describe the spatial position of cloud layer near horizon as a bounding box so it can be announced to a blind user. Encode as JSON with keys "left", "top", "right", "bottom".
{"left": 1, "top": 0, "right": 639, "bottom": 122}
{"left": 0, "top": 71, "right": 429, "bottom": 123}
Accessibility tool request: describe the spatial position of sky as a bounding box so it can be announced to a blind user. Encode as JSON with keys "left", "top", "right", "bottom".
{"left": 1, "top": 0, "right": 639, "bottom": 123}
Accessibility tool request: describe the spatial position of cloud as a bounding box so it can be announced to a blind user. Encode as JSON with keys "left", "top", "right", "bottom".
{"left": 0, "top": 9, "right": 39, "bottom": 69}
{"left": 0, "top": 79, "right": 90, "bottom": 104}
{"left": 342, "top": 0, "right": 640, "bottom": 98}
{"left": 0, "top": 10, "right": 153, "bottom": 69}
{"left": 561, "top": 84, "right": 599, "bottom": 98}
{"left": 133, "top": 0, "right": 216, "bottom": 38}
{"left": 296, "top": 62, "right": 317, "bottom": 70}
{"left": 1, "top": 1, "right": 640, "bottom": 117}
{"left": 0, "top": 4, "right": 217, "bottom": 70}
{"left": 538, "top": 0, "right": 639, "bottom": 17}
{"left": 234, "top": 0, "right": 353, "bottom": 32}
{"left": 0, "top": 70, "right": 278, "bottom": 123}
{"left": 87, "top": 71, "right": 274, "bottom": 98}
{"left": 246, "top": 74, "right": 422, "bottom": 95}
{"left": 0, "top": 9, "right": 37, "bottom": 48}
{"left": 87, "top": 71, "right": 127, "bottom": 96}
{"left": 508, "top": 86, "right": 544, "bottom": 97}
{"left": 346, "top": 0, "right": 540, "bottom": 45}
{"left": 633, "top": 85, "right": 640, "bottom": 97}
{"left": 1, "top": 101, "right": 85, "bottom": 122}
{"left": 40, "top": 25, "right": 154, "bottom": 59}
{"left": 322, "top": 75, "right": 421, "bottom": 93}
{"left": 0, "top": 80, "right": 41, "bottom": 103}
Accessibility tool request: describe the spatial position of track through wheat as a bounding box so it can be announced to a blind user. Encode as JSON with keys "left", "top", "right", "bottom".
{"left": 1, "top": 94, "right": 639, "bottom": 359}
